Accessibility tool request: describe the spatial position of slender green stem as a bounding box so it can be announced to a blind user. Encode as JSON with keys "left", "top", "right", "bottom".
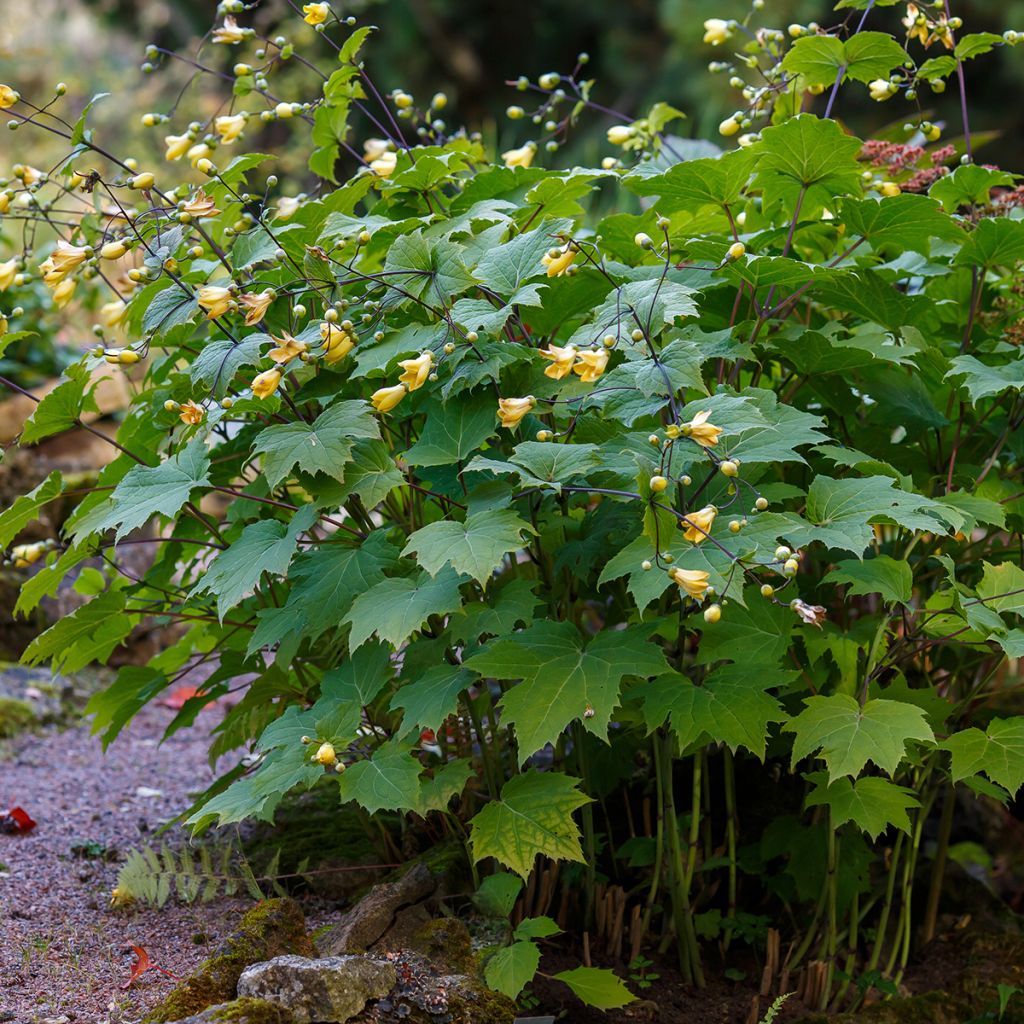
{"left": 722, "top": 747, "right": 739, "bottom": 952}
{"left": 921, "top": 783, "right": 955, "bottom": 946}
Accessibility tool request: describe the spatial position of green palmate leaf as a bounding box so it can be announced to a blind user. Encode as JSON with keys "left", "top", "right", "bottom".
{"left": 954, "top": 217, "right": 1024, "bottom": 268}
{"left": 248, "top": 532, "right": 400, "bottom": 653}
{"left": 192, "top": 335, "right": 265, "bottom": 397}
{"left": 416, "top": 758, "right": 474, "bottom": 814}
{"left": 474, "top": 217, "right": 573, "bottom": 297}
{"left": 804, "top": 772, "right": 918, "bottom": 839}
{"left": 553, "top": 967, "right": 635, "bottom": 1010}
{"left": 638, "top": 665, "right": 791, "bottom": 758}
{"left": 696, "top": 590, "right": 794, "bottom": 666}
{"left": 954, "top": 31, "right": 1004, "bottom": 60}
{"left": 468, "top": 770, "right": 591, "bottom": 878}
{"left": 466, "top": 622, "right": 670, "bottom": 761}
{"left": 474, "top": 872, "right": 524, "bottom": 917}
{"left": 321, "top": 641, "right": 394, "bottom": 707}
{"left": 82, "top": 440, "right": 211, "bottom": 541}
{"left": 941, "top": 718, "right": 1024, "bottom": 795}
{"left": 786, "top": 694, "right": 935, "bottom": 781}
{"left": 384, "top": 230, "right": 477, "bottom": 304}
{"left": 753, "top": 114, "right": 863, "bottom": 213}
{"left": 20, "top": 364, "right": 98, "bottom": 445}
{"left": 86, "top": 666, "right": 169, "bottom": 748}
{"left": 142, "top": 283, "right": 199, "bottom": 333}
{"left": 337, "top": 742, "right": 424, "bottom": 814}
{"left": 0, "top": 471, "right": 62, "bottom": 549}
{"left": 977, "top": 561, "right": 1024, "bottom": 615}
{"left": 344, "top": 565, "right": 466, "bottom": 650}
{"left": 930, "top": 164, "right": 1018, "bottom": 210}
{"left": 826, "top": 555, "right": 913, "bottom": 605}
{"left": 390, "top": 664, "right": 475, "bottom": 735}
{"left": 192, "top": 506, "right": 318, "bottom": 619}
{"left": 781, "top": 35, "right": 846, "bottom": 86}
{"left": 510, "top": 441, "right": 601, "bottom": 486}
{"left": 484, "top": 941, "right": 541, "bottom": 1001}
{"left": 623, "top": 148, "right": 756, "bottom": 213}
{"left": 841, "top": 32, "right": 911, "bottom": 83}
{"left": 945, "top": 355, "right": 1024, "bottom": 403}
{"left": 22, "top": 589, "right": 133, "bottom": 673}
{"left": 841, "top": 195, "right": 964, "bottom": 253}
{"left": 515, "top": 915, "right": 561, "bottom": 940}
{"left": 403, "top": 509, "right": 535, "bottom": 585}
{"left": 252, "top": 400, "right": 379, "bottom": 488}
{"left": 405, "top": 393, "right": 497, "bottom": 467}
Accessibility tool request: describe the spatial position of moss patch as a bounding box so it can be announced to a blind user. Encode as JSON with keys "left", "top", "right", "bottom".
{"left": 409, "top": 918, "right": 475, "bottom": 973}
{"left": 144, "top": 899, "right": 314, "bottom": 1023}
{"left": 209, "top": 997, "right": 295, "bottom": 1023}
{"left": 0, "top": 697, "right": 36, "bottom": 738}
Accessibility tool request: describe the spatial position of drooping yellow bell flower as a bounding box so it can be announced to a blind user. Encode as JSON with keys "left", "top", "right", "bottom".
{"left": 251, "top": 368, "right": 283, "bottom": 399}
{"left": 0, "top": 85, "right": 19, "bottom": 109}
{"left": 303, "top": 2, "right": 330, "bottom": 25}
{"left": 187, "top": 142, "right": 213, "bottom": 168}
{"left": 539, "top": 343, "right": 577, "bottom": 380}
{"left": 670, "top": 567, "right": 710, "bottom": 600}
{"left": 703, "top": 19, "right": 732, "bottom": 45}
{"left": 267, "top": 333, "right": 308, "bottom": 364}
{"left": 50, "top": 240, "right": 90, "bottom": 275}
{"left": 502, "top": 142, "right": 537, "bottom": 169}
{"left": 363, "top": 138, "right": 391, "bottom": 161}
{"left": 214, "top": 114, "right": 246, "bottom": 144}
{"left": 52, "top": 278, "right": 77, "bottom": 308}
{"left": 164, "top": 133, "right": 192, "bottom": 162}
{"left": 397, "top": 352, "right": 433, "bottom": 391}
{"left": 212, "top": 15, "right": 245, "bottom": 44}
{"left": 606, "top": 125, "right": 635, "bottom": 145}
{"left": 0, "top": 258, "right": 17, "bottom": 291}
{"left": 573, "top": 348, "right": 610, "bottom": 383}
{"left": 181, "top": 190, "right": 221, "bottom": 218}
{"left": 369, "top": 150, "right": 397, "bottom": 178}
{"left": 99, "top": 299, "right": 128, "bottom": 328}
{"left": 682, "top": 505, "right": 717, "bottom": 544}
{"left": 197, "top": 285, "right": 234, "bottom": 319}
{"left": 541, "top": 246, "right": 575, "bottom": 277}
{"left": 239, "top": 290, "right": 274, "bottom": 326}
{"left": 681, "top": 409, "right": 723, "bottom": 447}
{"left": 497, "top": 396, "right": 535, "bottom": 429}
{"left": 179, "top": 400, "right": 205, "bottom": 425}
{"left": 321, "top": 322, "right": 355, "bottom": 364}
{"left": 276, "top": 196, "right": 301, "bottom": 220}
{"left": 371, "top": 384, "right": 407, "bottom": 413}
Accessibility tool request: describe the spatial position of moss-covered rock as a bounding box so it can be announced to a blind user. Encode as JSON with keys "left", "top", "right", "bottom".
{"left": 164, "top": 998, "right": 295, "bottom": 1024}
{"left": 0, "top": 696, "right": 36, "bottom": 738}
{"left": 144, "top": 899, "right": 315, "bottom": 1023}
{"left": 408, "top": 918, "right": 474, "bottom": 974}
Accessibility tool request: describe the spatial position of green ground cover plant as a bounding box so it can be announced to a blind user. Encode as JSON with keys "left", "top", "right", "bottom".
{"left": 3, "top": 0, "right": 1024, "bottom": 1011}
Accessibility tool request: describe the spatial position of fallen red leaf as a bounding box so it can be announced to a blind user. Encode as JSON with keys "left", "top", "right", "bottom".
{"left": 159, "top": 685, "right": 204, "bottom": 710}
{"left": 122, "top": 944, "right": 179, "bottom": 989}
{"left": 1, "top": 806, "right": 37, "bottom": 834}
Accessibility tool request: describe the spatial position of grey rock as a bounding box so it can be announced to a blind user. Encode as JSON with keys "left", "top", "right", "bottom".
{"left": 237, "top": 955, "right": 397, "bottom": 1024}
{"left": 319, "top": 861, "right": 435, "bottom": 955}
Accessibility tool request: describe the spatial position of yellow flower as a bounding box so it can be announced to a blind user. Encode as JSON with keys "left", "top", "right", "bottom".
{"left": 276, "top": 196, "right": 301, "bottom": 220}
{"left": 682, "top": 505, "right": 717, "bottom": 544}
{"left": 214, "top": 114, "right": 246, "bottom": 144}
{"left": 0, "top": 258, "right": 16, "bottom": 291}
{"left": 541, "top": 245, "right": 575, "bottom": 278}
{"left": 606, "top": 125, "right": 635, "bottom": 145}
{"left": 497, "top": 396, "right": 535, "bottom": 429}
{"left": 251, "top": 368, "right": 283, "bottom": 399}
{"left": 187, "top": 142, "right": 213, "bottom": 167}
{"left": 363, "top": 138, "right": 391, "bottom": 161}
{"left": 99, "top": 299, "right": 127, "bottom": 328}
{"left": 670, "top": 567, "right": 710, "bottom": 600}
{"left": 703, "top": 18, "right": 733, "bottom": 45}
{"left": 100, "top": 241, "right": 128, "bottom": 261}
{"left": 164, "top": 133, "right": 192, "bottom": 161}
{"left": 502, "top": 142, "right": 537, "bottom": 169}
{"left": 303, "top": 2, "right": 330, "bottom": 24}
{"left": 39, "top": 256, "right": 59, "bottom": 286}
{"left": 539, "top": 343, "right": 577, "bottom": 380}
{"left": 0, "top": 191, "right": 10, "bottom": 214}
{"left": 321, "top": 322, "right": 355, "bottom": 364}
{"left": 50, "top": 240, "right": 90, "bottom": 275}
{"left": 868, "top": 79, "right": 895, "bottom": 101}
{"left": 267, "top": 332, "right": 308, "bottom": 364}
{"left": 239, "top": 290, "right": 274, "bottom": 326}
{"left": 371, "top": 384, "right": 407, "bottom": 413}
{"left": 181, "top": 189, "right": 221, "bottom": 218}
{"left": 369, "top": 150, "right": 397, "bottom": 178}
{"left": 212, "top": 15, "right": 245, "bottom": 44}
{"left": 179, "top": 400, "right": 205, "bottom": 425}
{"left": 573, "top": 348, "right": 610, "bottom": 383}
{"left": 398, "top": 351, "right": 433, "bottom": 391}
{"left": 315, "top": 741, "right": 337, "bottom": 766}
{"left": 17, "top": 165, "right": 43, "bottom": 186}
{"left": 52, "top": 277, "right": 77, "bottom": 308}
{"left": 681, "top": 409, "right": 723, "bottom": 447}
{"left": 11, "top": 542, "right": 45, "bottom": 568}
{"left": 197, "top": 285, "right": 235, "bottom": 319}
{"left": 0, "top": 85, "right": 19, "bottom": 109}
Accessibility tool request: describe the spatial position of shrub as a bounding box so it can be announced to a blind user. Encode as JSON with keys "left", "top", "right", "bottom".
{"left": 3, "top": 0, "right": 1024, "bottom": 1012}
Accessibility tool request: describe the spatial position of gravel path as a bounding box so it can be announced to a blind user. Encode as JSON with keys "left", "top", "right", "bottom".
{"left": 0, "top": 699, "right": 254, "bottom": 1024}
